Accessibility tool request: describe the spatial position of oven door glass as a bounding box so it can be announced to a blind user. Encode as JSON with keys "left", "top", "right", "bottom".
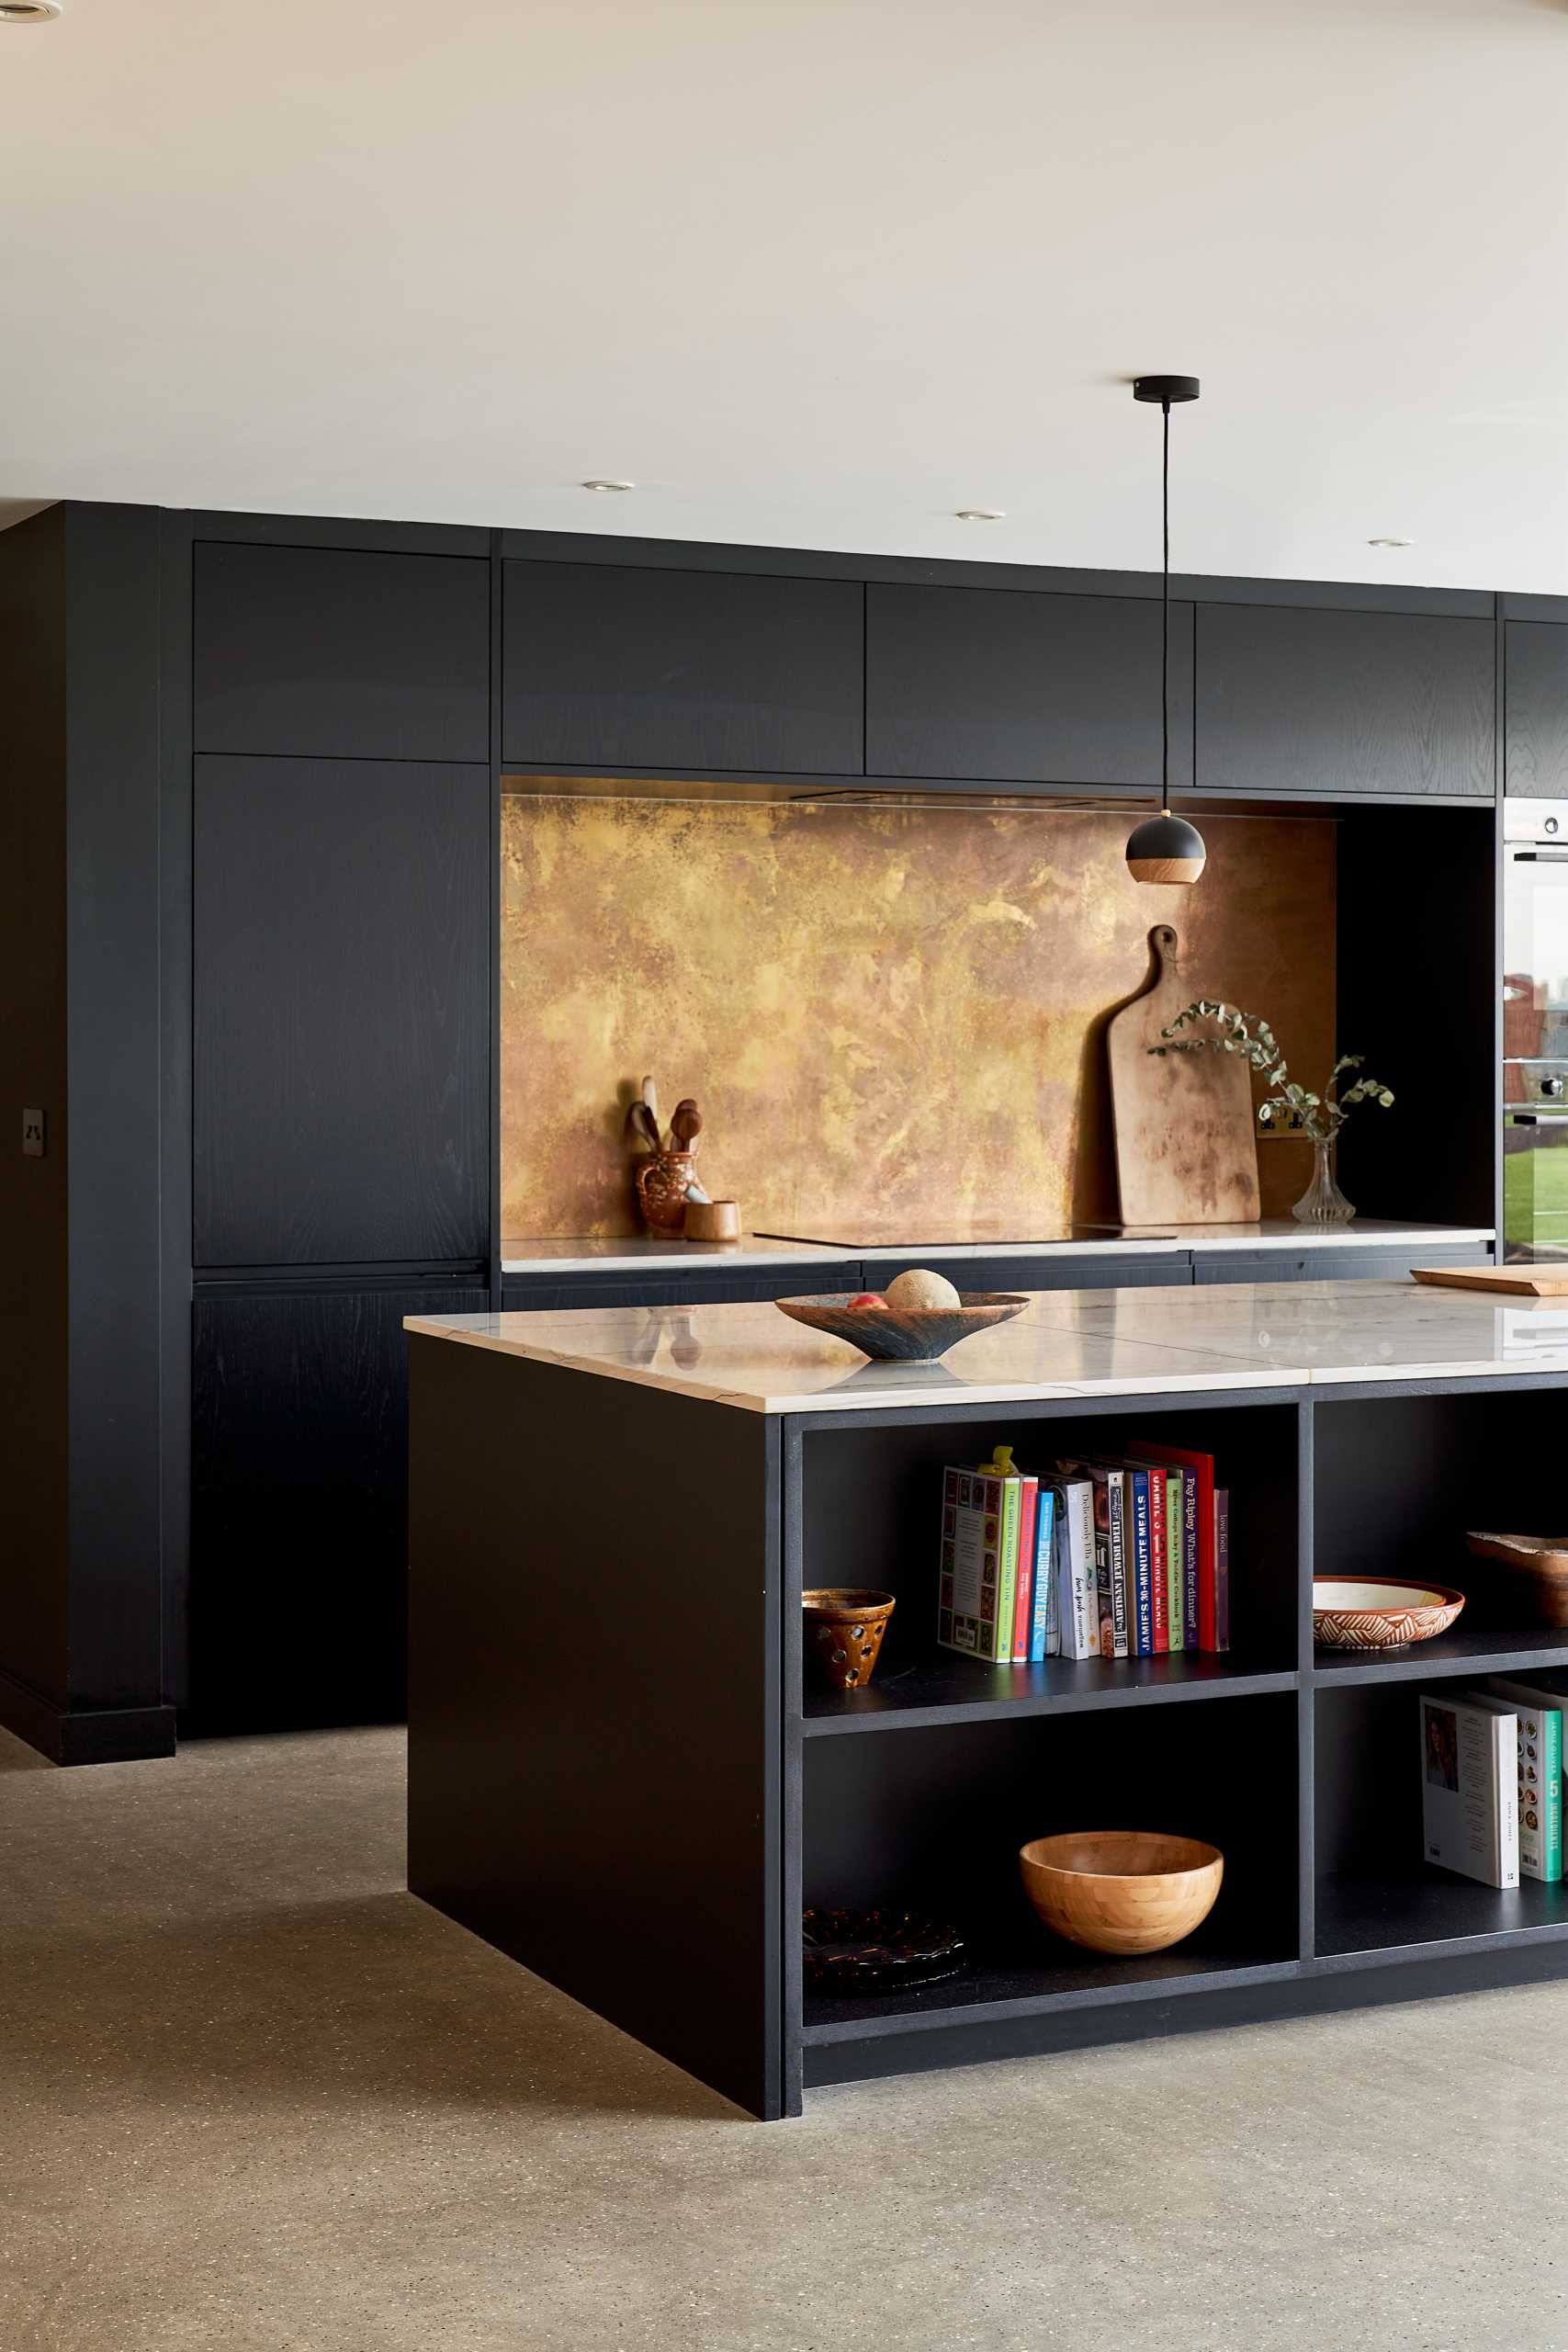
{"left": 1505, "top": 849, "right": 1568, "bottom": 1260}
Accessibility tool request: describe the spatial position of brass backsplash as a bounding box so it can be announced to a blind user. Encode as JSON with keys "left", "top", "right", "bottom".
{"left": 500, "top": 797, "right": 1336, "bottom": 1237}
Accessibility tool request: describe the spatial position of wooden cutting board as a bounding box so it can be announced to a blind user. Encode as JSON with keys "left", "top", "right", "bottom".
{"left": 1411, "top": 1264, "right": 1568, "bottom": 1296}
{"left": 1106, "top": 924, "right": 1261, "bottom": 1226}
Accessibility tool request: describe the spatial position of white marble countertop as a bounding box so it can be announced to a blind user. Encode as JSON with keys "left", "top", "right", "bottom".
{"left": 405, "top": 1275, "right": 1562, "bottom": 1417}
{"left": 498, "top": 1220, "right": 1493, "bottom": 1277}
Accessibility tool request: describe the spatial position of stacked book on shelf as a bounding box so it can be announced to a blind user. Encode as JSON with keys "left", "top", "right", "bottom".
{"left": 937, "top": 1441, "right": 1231, "bottom": 1666}
{"left": 1420, "top": 1679, "right": 1568, "bottom": 1889}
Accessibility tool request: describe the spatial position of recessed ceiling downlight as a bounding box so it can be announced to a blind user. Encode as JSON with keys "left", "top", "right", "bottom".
{"left": 954, "top": 508, "right": 1004, "bottom": 522}
{"left": 1367, "top": 537, "right": 1412, "bottom": 548}
{"left": 0, "top": 3, "right": 63, "bottom": 22}
{"left": 581, "top": 479, "right": 634, "bottom": 492}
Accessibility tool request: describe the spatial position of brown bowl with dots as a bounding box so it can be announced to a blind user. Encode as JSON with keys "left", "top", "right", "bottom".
{"left": 802, "top": 1589, "right": 897, "bottom": 1690}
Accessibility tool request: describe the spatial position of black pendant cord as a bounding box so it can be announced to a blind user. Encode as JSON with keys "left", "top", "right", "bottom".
{"left": 1161, "top": 396, "right": 1171, "bottom": 816}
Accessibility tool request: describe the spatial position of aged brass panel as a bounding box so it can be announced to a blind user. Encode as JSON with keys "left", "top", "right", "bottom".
{"left": 500, "top": 797, "right": 1335, "bottom": 1236}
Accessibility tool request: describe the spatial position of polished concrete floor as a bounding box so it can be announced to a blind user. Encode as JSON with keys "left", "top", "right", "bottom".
{"left": 4, "top": 1723, "right": 1566, "bottom": 2352}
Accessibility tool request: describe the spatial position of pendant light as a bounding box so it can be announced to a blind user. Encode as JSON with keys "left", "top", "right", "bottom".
{"left": 1125, "top": 374, "right": 1206, "bottom": 885}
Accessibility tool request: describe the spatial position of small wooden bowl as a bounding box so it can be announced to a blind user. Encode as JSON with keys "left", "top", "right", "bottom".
{"left": 1312, "top": 1577, "right": 1465, "bottom": 1651}
{"left": 1466, "top": 1532, "right": 1568, "bottom": 1627}
{"left": 775, "top": 1292, "right": 1027, "bottom": 1362}
{"left": 1020, "top": 1829, "right": 1224, "bottom": 1956}
{"left": 684, "top": 1198, "right": 740, "bottom": 1242}
{"left": 803, "top": 1589, "right": 896, "bottom": 1690}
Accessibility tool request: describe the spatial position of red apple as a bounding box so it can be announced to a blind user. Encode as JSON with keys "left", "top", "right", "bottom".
{"left": 847, "top": 1291, "right": 887, "bottom": 1309}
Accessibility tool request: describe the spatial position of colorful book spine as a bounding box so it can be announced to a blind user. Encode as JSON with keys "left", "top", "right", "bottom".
{"left": 991, "top": 1472, "right": 1021, "bottom": 1664}
{"left": 1180, "top": 1465, "right": 1200, "bottom": 1650}
{"left": 1012, "top": 1476, "right": 1038, "bottom": 1664}
{"left": 1213, "top": 1488, "right": 1230, "bottom": 1654}
{"left": 1128, "top": 1443, "right": 1217, "bottom": 1650}
{"left": 1147, "top": 1466, "right": 1169, "bottom": 1654}
{"left": 1483, "top": 1678, "right": 1564, "bottom": 1883}
{"left": 1030, "top": 1487, "right": 1056, "bottom": 1662}
{"left": 1165, "top": 1469, "right": 1184, "bottom": 1654}
{"left": 1126, "top": 1469, "right": 1154, "bottom": 1657}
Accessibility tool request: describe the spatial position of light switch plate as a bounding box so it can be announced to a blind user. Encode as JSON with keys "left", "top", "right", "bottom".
{"left": 21, "top": 1108, "right": 44, "bottom": 1158}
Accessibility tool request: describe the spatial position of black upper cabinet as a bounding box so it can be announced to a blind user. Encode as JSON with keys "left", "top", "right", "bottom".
{"left": 1196, "top": 604, "right": 1495, "bottom": 797}
{"left": 864, "top": 583, "right": 1193, "bottom": 788}
{"left": 1506, "top": 621, "right": 1568, "bottom": 797}
{"left": 195, "top": 542, "right": 490, "bottom": 762}
{"left": 194, "top": 756, "right": 490, "bottom": 1268}
{"left": 502, "top": 560, "right": 863, "bottom": 775}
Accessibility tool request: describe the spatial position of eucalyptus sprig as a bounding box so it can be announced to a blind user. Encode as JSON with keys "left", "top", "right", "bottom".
{"left": 1148, "top": 1002, "right": 1393, "bottom": 1148}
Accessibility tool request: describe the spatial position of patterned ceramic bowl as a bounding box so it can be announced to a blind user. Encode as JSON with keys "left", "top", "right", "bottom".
{"left": 774, "top": 1291, "right": 1027, "bottom": 1362}
{"left": 1311, "top": 1577, "right": 1465, "bottom": 1651}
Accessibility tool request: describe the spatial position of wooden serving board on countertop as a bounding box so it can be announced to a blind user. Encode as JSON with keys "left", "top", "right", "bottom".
{"left": 1411, "top": 1264, "right": 1568, "bottom": 1297}
{"left": 1106, "top": 924, "right": 1261, "bottom": 1227}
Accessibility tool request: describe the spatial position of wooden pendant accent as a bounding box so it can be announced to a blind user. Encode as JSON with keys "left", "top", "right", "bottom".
{"left": 1126, "top": 850, "right": 1206, "bottom": 884}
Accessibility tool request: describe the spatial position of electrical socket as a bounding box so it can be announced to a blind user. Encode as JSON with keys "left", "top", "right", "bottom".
{"left": 1255, "top": 1102, "right": 1308, "bottom": 1140}
{"left": 21, "top": 1107, "right": 44, "bottom": 1158}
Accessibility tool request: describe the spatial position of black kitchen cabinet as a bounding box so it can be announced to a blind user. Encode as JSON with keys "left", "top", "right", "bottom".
{"left": 1190, "top": 1244, "right": 1484, "bottom": 1286}
{"left": 1195, "top": 604, "right": 1495, "bottom": 797}
{"left": 194, "top": 542, "right": 490, "bottom": 762}
{"left": 1506, "top": 621, "right": 1568, "bottom": 797}
{"left": 502, "top": 559, "right": 864, "bottom": 774}
{"left": 864, "top": 583, "right": 1193, "bottom": 788}
{"left": 194, "top": 755, "right": 490, "bottom": 1269}
{"left": 189, "top": 1283, "right": 483, "bottom": 1726}
{"left": 500, "top": 1265, "right": 856, "bottom": 1313}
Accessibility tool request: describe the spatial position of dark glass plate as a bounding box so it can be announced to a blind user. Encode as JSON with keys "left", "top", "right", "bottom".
{"left": 802, "top": 1905, "right": 965, "bottom": 1992}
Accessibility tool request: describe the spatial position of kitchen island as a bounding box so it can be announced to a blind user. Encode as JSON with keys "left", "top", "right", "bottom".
{"left": 406, "top": 1279, "right": 1568, "bottom": 2119}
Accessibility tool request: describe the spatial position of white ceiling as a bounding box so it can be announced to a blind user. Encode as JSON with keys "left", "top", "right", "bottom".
{"left": 6, "top": 0, "right": 1568, "bottom": 590}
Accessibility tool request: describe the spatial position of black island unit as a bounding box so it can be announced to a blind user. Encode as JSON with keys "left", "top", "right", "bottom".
{"left": 405, "top": 1277, "right": 1568, "bottom": 2120}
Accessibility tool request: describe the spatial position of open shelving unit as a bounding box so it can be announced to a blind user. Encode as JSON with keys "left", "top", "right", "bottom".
{"left": 788, "top": 1379, "right": 1568, "bottom": 2100}
{"left": 409, "top": 1337, "right": 1568, "bottom": 2122}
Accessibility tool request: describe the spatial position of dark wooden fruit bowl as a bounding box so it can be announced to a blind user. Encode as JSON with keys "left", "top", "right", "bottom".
{"left": 1466, "top": 1532, "right": 1568, "bottom": 1627}
{"left": 774, "top": 1291, "right": 1028, "bottom": 1361}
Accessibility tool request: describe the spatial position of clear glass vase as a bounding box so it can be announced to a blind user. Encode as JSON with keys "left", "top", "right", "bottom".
{"left": 1292, "top": 1139, "right": 1355, "bottom": 1227}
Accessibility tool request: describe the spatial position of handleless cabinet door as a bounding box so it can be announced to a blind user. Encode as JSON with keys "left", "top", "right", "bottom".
{"left": 195, "top": 542, "right": 491, "bottom": 762}
{"left": 864, "top": 582, "right": 1193, "bottom": 787}
{"left": 194, "top": 756, "right": 490, "bottom": 1268}
{"left": 502, "top": 559, "right": 864, "bottom": 774}
{"left": 191, "top": 1283, "right": 484, "bottom": 1725}
{"left": 1506, "top": 621, "right": 1568, "bottom": 797}
{"left": 1196, "top": 604, "right": 1495, "bottom": 797}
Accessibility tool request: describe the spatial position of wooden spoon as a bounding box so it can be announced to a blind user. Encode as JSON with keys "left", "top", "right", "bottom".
{"left": 640, "top": 1075, "right": 660, "bottom": 1129}
{"left": 671, "top": 1099, "right": 702, "bottom": 1153}
{"left": 625, "top": 1101, "right": 660, "bottom": 1153}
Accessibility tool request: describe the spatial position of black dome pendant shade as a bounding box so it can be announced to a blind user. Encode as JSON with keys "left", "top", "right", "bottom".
{"left": 1126, "top": 375, "right": 1206, "bottom": 885}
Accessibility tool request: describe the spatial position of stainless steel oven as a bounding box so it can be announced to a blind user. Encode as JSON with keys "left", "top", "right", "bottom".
{"left": 1505, "top": 798, "right": 1568, "bottom": 1260}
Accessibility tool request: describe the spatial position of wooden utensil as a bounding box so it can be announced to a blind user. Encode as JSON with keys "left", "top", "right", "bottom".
{"left": 1412, "top": 1264, "right": 1568, "bottom": 1297}
{"left": 1106, "top": 924, "right": 1261, "bottom": 1226}
{"left": 671, "top": 1098, "right": 702, "bottom": 1152}
{"left": 625, "top": 1100, "right": 660, "bottom": 1153}
{"left": 640, "top": 1074, "right": 660, "bottom": 1130}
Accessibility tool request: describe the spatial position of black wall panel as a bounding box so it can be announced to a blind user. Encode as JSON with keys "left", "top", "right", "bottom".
{"left": 502, "top": 559, "right": 864, "bottom": 774}
{"left": 866, "top": 583, "right": 1193, "bottom": 787}
{"left": 193, "top": 755, "right": 490, "bottom": 1268}
{"left": 194, "top": 542, "right": 490, "bottom": 761}
{"left": 1196, "top": 603, "right": 1495, "bottom": 797}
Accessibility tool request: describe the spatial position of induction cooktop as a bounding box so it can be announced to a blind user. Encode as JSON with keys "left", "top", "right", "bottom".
{"left": 756, "top": 1219, "right": 1179, "bottom": 1250}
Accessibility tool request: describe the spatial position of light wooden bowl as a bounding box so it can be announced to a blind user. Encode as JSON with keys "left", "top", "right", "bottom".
{"left": 1019, "top": 1829, "right": 1224, "bottom": 1956}
{"left": 1312, "top": 1576, "right": 1464, "bottom": 1651}
{"left": 775, "top": 1292, "right": 1027, "bottom": 1362}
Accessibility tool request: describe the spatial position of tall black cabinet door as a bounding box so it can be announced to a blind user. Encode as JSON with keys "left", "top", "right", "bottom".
{"left": 502, "top": 559, "right": 864, "bottom": 774}
{"left": 1196, "top": 604, "right": 1495, "bottom": 797}
{"left": 194, "top": 756, "right": 490, "bottom": 1268}
{"left": 190, "top": 1284, "right": 483, "bottom": 1726}
{"left": 194, "top": 543, "right": 491, "bottom": 762}
{"left": 1506, "top": 622, "right": 1568, "bottom": 797}
{"left": 864, "top": 582, "right": 1193, "bottom": 787}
